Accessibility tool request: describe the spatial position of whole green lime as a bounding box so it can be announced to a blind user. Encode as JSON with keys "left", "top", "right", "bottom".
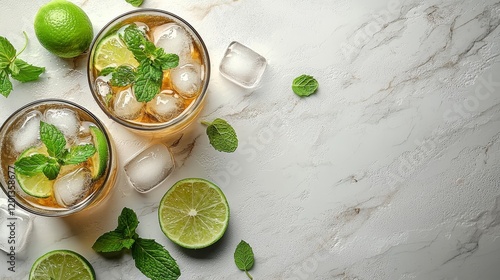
{"left": 34, "top": 0, "right": 93, "bottom": 58}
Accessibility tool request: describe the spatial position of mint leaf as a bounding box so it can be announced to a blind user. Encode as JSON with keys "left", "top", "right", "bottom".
{"left": 110, "top": 65, "right": 135, "bottom": 87}
{"left": 14, "top": 154, "right": 50, "bottom": 176}
{"left": 0, "top": 70, "right": 12, "bottom": 97}
{"left": 234, "top": 240, "right": 254, "bottom": 280}
{"left": 132, "top": 238, "right": 181, "bottom": 280}
{"left": 14, "top": 154, "right": 61, "bottom": 180}
{"left": 11, "top": 59, "right": 45, "bottom": 82}
{"left": 62, "top": 144, "right": 96, "bottom": 165}
{"left": 153, "top": 49, "right": 179, "bottom": 70}
{"left": 126, "top": 0, "right": 144, "bottom": 7}
{"left": 93, "top": 231, "right": 135, "bottom": 253}
{"left": 116, "top": 207, "right": 139, "bottom": 238}
{"left": 40, "top": 121, "right": 66, "bottom": 158}
{"left": 122, "top": 24, "right": 149, "bottom": 61}
{"left": 0, "top": 36, "right": 16, "bottom": 68}
{"left": 202, "top": 118, "right": 238, "bottom": 153}
{"left": 8, "top": 61, "right": 19, "bottom": 75}
{"left": 292, "top": 75, "right": 318, "bottom": 97}
{"left": 100, "top": 66, "right": 115, "bottom": 76}
{"left": 42, "top": 159, "right": 60, "bottom": 180}
{"left": 134, "top": 62, "right": 162, "bottom": 102}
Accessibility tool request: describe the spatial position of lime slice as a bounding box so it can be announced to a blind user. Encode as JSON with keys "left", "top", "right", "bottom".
{"left": 89, "top": 126, "right": 109, "bottom": 179}
{"left": 93, "top": 33, "right": 139, "bottom": 72}
{"left": 158, "top": 178, "right": 230, "bottom": 249}
{"left": 15, "top": 147, "right": 53, "bottom": 198}
{"left": 29, "top": 249, "right": 95, "bottom": 280}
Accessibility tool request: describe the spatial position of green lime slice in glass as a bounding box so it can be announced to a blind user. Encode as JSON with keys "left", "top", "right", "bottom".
{"left": 158, "top": 178, "right": 230, "bottom": 249}
{"left": 89, "top": 126, "right": 109, "bottom": 179}
{"left": 15, "top": 146, "right": 53, "bottom": 198}
{"left": 94, "top": 33, "right": 139, "bottom": 72}
{"left": 29, "top": 249, "right": 96, "bottom": 280}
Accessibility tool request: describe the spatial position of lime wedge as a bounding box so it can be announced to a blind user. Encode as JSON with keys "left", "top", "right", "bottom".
{"left": 89, "top": 126, "right": 109, "bottom": 179}
{"left": 158, "top": 178, "right": 230, "bottom": 249}
{"left": 15, "top": 146, "right": 53, "bottom": 198}
{"left": 29, "top": 249, "right": 95, "bottom": 280}
{"left": 94, "top": 33, "right": 138, "bottom": 72}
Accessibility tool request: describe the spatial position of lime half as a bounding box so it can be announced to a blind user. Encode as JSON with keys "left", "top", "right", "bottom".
{"left": 94, "top": 33, "right": 138, "bottom": 72}
{"left": 158, "top": 178, "right": 230, "bottom": 249}
{"left": 15, "top": 147, "right": 53, "bottom": 198}
{"left": 89, "top": 126, "right": 109, "bottom": 179}
{"left": 29, "top": 249, "right": 95, "bottom": 280}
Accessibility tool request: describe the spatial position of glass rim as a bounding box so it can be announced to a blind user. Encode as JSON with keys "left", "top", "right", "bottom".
{"left": 0, "top": 98, "right": 115, "bottom": 217}
{"left": 86, "top": 8, "right": 211, "bottom": 131}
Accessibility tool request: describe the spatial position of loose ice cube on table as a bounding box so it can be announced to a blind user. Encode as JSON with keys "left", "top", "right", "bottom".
{"left": 170, "top": 62, "right": 202, "bottom": 99}
{"left": 44, "top": 108, "right": 80, "bottom": 139}
{"left": 153, "top": 23, "right": 193, "bottom": 64}
{"left": 53, "top": 168, "right": 92, "bottom": 207}
{"left": 219, "top": 41, "right": 267, "bottom": 88}
{"left": 11, "top": 110, "right": 42, "bottom": 153}
{"left": 113, "top": 87, "right": 144, "bottom": 120}
{"left": 125, "top": 143, "right": 175, "bottom": 193}
{"left": 146, "top": 92, "right": 185, "bottom": 122}
{"left": 0, "top": 198, "right": 33, "bottom": 253}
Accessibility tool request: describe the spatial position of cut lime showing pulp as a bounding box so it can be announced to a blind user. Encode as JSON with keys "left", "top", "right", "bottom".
{"left": 89, "top": 126, "right": 109, "bottom": 179}
{"left": 15, "top": 147, "right": 53, "bottom": 198}
{"left": 158, "top": 178, "right": 230, "bottom": 249}
{"left": 94, "top": 33, "right": 138, "bottom": 72}
{"left": 30, "top": 249, "right": 95, "bottom": 280}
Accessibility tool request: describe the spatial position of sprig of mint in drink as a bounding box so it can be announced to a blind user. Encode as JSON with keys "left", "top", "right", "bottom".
{"left": 201, "top": 118, "right": 238, "bottom": 153}
{"left": 234, "top": 240, "right": 255, "bottom": 280}
{"left": 102, "top": 24, "right": 179, "bottom": 102}
{"left": 14, "top": 121, "right": 95, "bottom": 180}
{"left": 93, "top": 207, "right": 181, "bottom": 280}
{"left": 0, "top": 32, "right": 45, "bottom": 97}
{"left": 292, "top": 74, "right": 318, "bottom": 97}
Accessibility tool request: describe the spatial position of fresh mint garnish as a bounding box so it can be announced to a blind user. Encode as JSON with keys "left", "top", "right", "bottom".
{"left": 93, "top": 207, "right": 181, "bottom": 280}
{"left": 0, "top": 32, "right": 44, "bottom": 97}
{"left": 14, "top": 121, "right": 96, "bottom": 180}
{"left": 234, "top": 240, "right": 255, "bottom": 280}
{"left": 201, "top": 118, "right": 238, "bottom": 153}
{"left": 126, "top": 0, "right": 144, "bottom": 7}
{"left": 292, "top": 74, "right": 318, "bottom": 97}
{"left": 117, "top": 24, "right": 179, "bottom": 102}
{"left": 132, "top": 238, "right": 181, "bottom": 280}
{"left": 101, "top": 65, "right": 136, "bottom": 87}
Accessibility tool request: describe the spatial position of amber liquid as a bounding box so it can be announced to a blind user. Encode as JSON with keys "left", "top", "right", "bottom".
{"left": 92, "top": 14, "right": 206, "bottom": 125}
{"left": 0, "top": 103, "right": 116, "bottom": 211}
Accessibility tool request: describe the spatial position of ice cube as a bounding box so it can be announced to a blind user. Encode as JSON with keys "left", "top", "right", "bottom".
{"left": 170, "top": 62, "right": 202, "bottom": 99}
{"left": 219, "top": 41, "right": 267, "bottom": 88}
{"left": 0, "top": 198, "right": 33, "bottom": 253}
{"left": 125, "top": 143, "right": 175, "bottom": 193}
{"left": 146, "top": 92, "right": 185, "bottom": 122}
{"left": 53, "top": 168, "right": 92, "bottom": 207}
{"left": 95, "top": 77, "right": 112, "bottom": 97}
{"left": 153, "top": 23, "right": 193, "bottom": 63}
{"left": 113, "top": 87, "right": 144, "bottom": 120}
{"left": 11, "top": 110, "right": 42, "bottom": 153}
{"left": 44, "top": 108, "right": 80, "bottom": 139}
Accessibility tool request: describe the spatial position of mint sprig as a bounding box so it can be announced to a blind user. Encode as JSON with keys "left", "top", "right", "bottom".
{"left": 101, "top": 65, "right": 135, "bottom": 87}
{"left": 14, "top": 121, "right": 96, "bottom": 180}
{"left": 234, "top": 240, "right": 255, "bottom": 280}
{"left": 116, "top": 24, "right": 178, "bottom": 102}
{"left": 0, "top": 32, "right": 44, "bottom": 97}
{"left": 93, "top": 207, "right": 181, "bottom": 280}
{"left": 201, "top": 118, "right": 238, "bottom": 153}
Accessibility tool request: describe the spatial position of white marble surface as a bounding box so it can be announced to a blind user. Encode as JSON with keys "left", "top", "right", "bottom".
{"left": 1, "top": 0, "right": 500, "bottom": 279}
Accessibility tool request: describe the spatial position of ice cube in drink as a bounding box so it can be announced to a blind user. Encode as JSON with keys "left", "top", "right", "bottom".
{"left": 88, "top": 10, "right": 210, "bottom": 137}
{"left": 0, "top": 100, "right": 117, "bottom": 217}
